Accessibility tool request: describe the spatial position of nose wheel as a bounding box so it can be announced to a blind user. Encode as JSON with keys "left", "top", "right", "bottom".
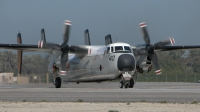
{"left": 119, "top": 80, "right": 124, "bottom": 88}
{"left": 119, "top": 78, "right": 134, "bottom": 89}
{"left": 119, "top": 74, "right": 135, "bottom": 89}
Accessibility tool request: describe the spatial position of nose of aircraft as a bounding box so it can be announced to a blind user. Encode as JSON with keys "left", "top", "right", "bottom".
{"left": 117, "top": 54, "right": 135, "bottom": 71}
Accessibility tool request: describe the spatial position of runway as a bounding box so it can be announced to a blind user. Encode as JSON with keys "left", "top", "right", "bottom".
{"left": 0, "top": 82, "right": 200, "bottom": 103}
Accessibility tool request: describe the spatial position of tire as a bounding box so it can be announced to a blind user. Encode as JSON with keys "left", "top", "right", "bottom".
{"left": 124, "top": 82, "right": 129, "bottom": 89}
{"left": 119, "top": 81, "right": 123, "bottom": 88}
{"left": 129, "top": 78, "right": 134, "bottom": 88}
{"left": 55, "top": 77, "right": 61, "bottom": 88}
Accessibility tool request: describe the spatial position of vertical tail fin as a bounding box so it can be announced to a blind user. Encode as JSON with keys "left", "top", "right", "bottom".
{"left": 41, "top": 29, "right": 46, "bottom": 44}
{"left": 84, "top": 29, "right": 91, "bottom": 45}
{"left": 17, "top": 32, "right": 23, "bottom": 74}
{"left": 105, "top": 34, "right": 112, "bottom": 45}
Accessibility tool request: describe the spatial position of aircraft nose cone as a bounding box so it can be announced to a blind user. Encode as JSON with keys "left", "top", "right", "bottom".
{"left": 117, "top": 54, "right": 135, "bottom": 71}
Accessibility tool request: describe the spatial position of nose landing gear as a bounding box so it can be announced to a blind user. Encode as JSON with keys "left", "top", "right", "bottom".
{"left": 119, "top": 72, "right": 135, "bottom": 89}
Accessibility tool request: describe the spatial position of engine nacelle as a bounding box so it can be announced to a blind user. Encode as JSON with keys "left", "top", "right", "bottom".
{"left": 137, "top": 56, "right": 153, "bottom": 73}
{"left": 146, "top": 56, "right": 151, "bottom": 64}
{"left": 139, "top": 56, "right": 152, "bottom": 69}
{"left": 140, "top": 62, "right": 152, "bottom": 71}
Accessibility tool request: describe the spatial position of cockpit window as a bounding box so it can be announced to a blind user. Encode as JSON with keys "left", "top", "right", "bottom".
{"left": 115, "top": 46, "right": 123, "bottom": 52}
{"left": 124, "top": 46, "right": 131, "bottom": 53}
{"left": 107, "top": 47, "right": 110, "bottom": 53}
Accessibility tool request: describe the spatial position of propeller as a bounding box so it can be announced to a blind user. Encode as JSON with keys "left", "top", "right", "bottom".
{"left": 37, "top": 20, "right": 88, "bottom": 74}
{"left": 140, "top": 22, "right": 150, "bottom": 45}
{"left": 139, "top": 22, "right": 175, "bottom": 75}
{"left": 60, "top": 20, "right": 71, "bottom": 73}
{"left": 37, "top": 20, "right": 72, "bottom": 74}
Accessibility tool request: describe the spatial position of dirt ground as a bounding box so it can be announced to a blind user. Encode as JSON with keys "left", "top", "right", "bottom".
{"left": 0, "top": 102, "right": 200, "bottom": 112}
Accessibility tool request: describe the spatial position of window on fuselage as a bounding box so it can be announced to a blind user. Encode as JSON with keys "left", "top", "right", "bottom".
{"left": 115, "top": 46, "right": 123, "bottom": 52}
{"left": 107, "top": 47, "right": 110, "bottom": 53}
{"left": 111, "top": 47, "right": 114, "bottom": 52}
{"left": 124, "top": 46, "right": 131, "bottom": 53}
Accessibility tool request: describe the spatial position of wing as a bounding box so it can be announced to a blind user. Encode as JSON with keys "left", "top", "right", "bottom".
{"left": 131, "top": 44, "right": 200, "bottom": 75}
{"left": 132, "top": 45, "right": 200, "bottom": 56}
{"left": 155, "top": 45, "right": 200, "bottom": 51}
{"left": 0, "top": 43, "right": 88, "bottom": 55}
{"left": 0, "top": 20, "right": 90, "bottom": 75}
{"left": 0, "top": 43, "right": 52, "bottom": 52}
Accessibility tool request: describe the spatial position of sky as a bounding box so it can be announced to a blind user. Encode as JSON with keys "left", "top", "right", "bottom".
{"left": 0, "top": 0, "right": 200, "bottom": 47}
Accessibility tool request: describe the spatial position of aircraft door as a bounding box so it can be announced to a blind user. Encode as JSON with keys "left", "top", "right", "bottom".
{"left": 91, "top": 48, "right": 106, "bottom": 79}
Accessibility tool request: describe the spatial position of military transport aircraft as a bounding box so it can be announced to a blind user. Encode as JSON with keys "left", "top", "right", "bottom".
{"left": 1, "top": 20, "right": 200, "bottom": 88}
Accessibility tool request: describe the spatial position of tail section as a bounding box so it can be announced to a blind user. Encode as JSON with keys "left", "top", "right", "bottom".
{"left": 17, "top": 32, "right": 23, "bottom": 74}
{"left": 84, "top": 29, "right": 91, "bottom": 45}
{"left": 38, "top": 29, "right": 46, "bottom": 48}
{"left": 41, "top": 29, "right": 46, "bottom": 44}
{"left": 105, "top": 34, "right": 112, "bottom": 45}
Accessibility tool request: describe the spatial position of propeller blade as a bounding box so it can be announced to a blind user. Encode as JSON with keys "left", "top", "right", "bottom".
{"left": 59, "top": 20, "right": 72, "bottom": 74}
{"left": 60, "top": 53, "right": 68, "bottom": 72}
{"left": 135, "top": 48, "right": 148, "bottom": 55}
{"left": 69, "top": 45, "right": 88, "bottom": 54}
{"left": 140, "top": 22, "right": 150, "bottom": 45}
{"left": 38, "top": 41, "right": 61, "bottom": 49}
{"left": 45, "top": 42, "right": 61, "bottom": 49}
{"left": 149, "top": 53, "right": 162, "bottom": 75}
{"left": 63, "top": 20, "right": 71, "bottom": 43}
{"left": 154, "top": 37, "right": 175, "bottom": 48}
{"left": 137, "top": 55, "right": 147, "bottom": 67}
{"left": 84, "top": 29, "right": 91, "bottom": 45}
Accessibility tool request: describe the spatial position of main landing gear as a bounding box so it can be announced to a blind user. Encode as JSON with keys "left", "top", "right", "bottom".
{"left": 51, "top": 63, "right": 62, "bottom": 88}
{"left": 54, "top": 77, "right": 61, "bottom": 88}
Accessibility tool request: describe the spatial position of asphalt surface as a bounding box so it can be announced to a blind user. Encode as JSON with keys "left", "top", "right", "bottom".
{"left": 0, "top": 82, "right": 200, "bottom": 103}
